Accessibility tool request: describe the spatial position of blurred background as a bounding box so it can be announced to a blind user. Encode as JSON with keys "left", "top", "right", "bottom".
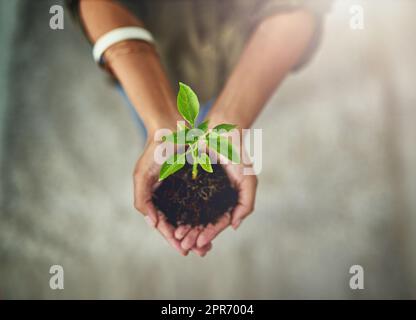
{"left": 0, "top": 0, "right": 415, "bottom": 299}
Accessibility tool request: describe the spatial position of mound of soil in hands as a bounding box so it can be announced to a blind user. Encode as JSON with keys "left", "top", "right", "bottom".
{"left": 153, "top": 163, "right": 238, "bottom": 227}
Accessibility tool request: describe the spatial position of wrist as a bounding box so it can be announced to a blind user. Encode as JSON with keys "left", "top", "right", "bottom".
{"left": 145, "top": 98, "right": 183, "bottom": 138}
{"left": 105, "top": 40, "right": 155, "bottom": 68}
{"left": 146, "top": 110, "right": 182, "bottom": 138}
{"left": 208, "top": 104, "right": 251, "bottom": 130}
{"left": 207, "top": 81, "right": 256, "bottom": 130}
{"left": 105, "top": 41, "right": 182, "bottom": 137}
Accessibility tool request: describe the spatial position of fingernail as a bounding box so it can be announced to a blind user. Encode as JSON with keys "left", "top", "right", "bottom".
{"left": 197, "top": 236, "right": 207, "bottom": 248}
{"left": 232, "top": 219, "right": 242, "bottom": 230}
{"left": 175, "top": 226, "right": 190, "bottom": 240}
{"left": 144, "top": 215, "right": 155, "bottom": 228}
{"left": 192, "top": 249, "right": 205, "bottom": 257}
{"left": 150, "top": 215, "right": 157, "bottom": 225}
{"left": 181, "top": 241, "right": 190, "bottom": 251}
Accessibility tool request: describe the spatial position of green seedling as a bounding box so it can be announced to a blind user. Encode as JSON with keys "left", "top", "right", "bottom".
{"left": 159, "top": 82, "right": 240, "bottom": 181}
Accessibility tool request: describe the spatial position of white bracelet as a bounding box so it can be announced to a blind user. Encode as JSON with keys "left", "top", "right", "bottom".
{"left": 92, "top": 26, "right": 155, "bottom": 64}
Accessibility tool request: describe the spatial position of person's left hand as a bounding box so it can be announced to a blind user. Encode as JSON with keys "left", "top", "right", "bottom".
{"left": 133, "top": 138, "right": 213, "bottom": 257}
{"left": 177, "top": 145, "right": 258, "bottom": 251}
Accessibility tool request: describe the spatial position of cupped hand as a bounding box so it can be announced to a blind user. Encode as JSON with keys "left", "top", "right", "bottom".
{"left": 133, "top": 139, "right": 213, "bottom": 257}
{"left": 179, "top": 143, "right": 258, "bottom": 250}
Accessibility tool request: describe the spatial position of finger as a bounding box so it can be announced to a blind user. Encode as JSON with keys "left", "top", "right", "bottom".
{"left": 221, "top": 162, "right": 244, "bottom": 187}
{"left": 231, "top": 176, "right": 257, "bottom": 228}
{"left": 174, "top": 225, "right": 192, "bottom": 240}
{"left": 133, "top": 171, "right": 159, "bottom": 226}
{"left": 151, "top": 181, "right": 162, "bottom": 192}
{"left": 181, "top": 227, "right": 201, "bottom": 251}
{"left": 156, "top": 213, "right": 189, "bottom": 256}
{"left": 230, "top": 204, "right": 251, "bottom": 230}
{"left": 143, "top": 201, "right": 158, "bottom": 228}
{"left": 196, "top": 213, "right": 231, "bottom": 248}
{"left": 192, "top": 242, "right": 213, "bottom": 257}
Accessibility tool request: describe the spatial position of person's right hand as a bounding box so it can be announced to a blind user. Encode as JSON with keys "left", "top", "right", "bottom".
{"left": 178, "top": 139, "right": 258, "bottom": 251}
{"left": 133, "top": 139, "right": 213, "bottom": 257}
{"left": 179, "top": 166, "right": 257, "bottom": 250}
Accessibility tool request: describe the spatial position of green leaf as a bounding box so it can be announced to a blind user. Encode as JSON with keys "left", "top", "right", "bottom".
{"left": 177, "top": 121, "right": 188, "bottom": 131}
{"left": 198, "top": 153, "right": 213, "bottom": 173}
{"left": 162, "top": 129, "right": 190, "bottom": 144}
{"left": 198, "top": 120, "right": 209, "bottom": 132}
{"left": 213, "top": 123, "right": 237, "bottom": 132}
{"left": 208, "top": 135, "right": 240, "bottom": 163}
{"left": 187, "top": 128, "right": 205, "bottom": 142}
{"left": 177, "top": 82, "right": 199, "bottom": 126}
{"left": 159, "top": 153, "right": 186, "bottom": 181}
{"left": 207, "top": 131, "right": 219, "bottom": 139}
{"left": 192, "top": 144, "right": 199, "bottom": 157}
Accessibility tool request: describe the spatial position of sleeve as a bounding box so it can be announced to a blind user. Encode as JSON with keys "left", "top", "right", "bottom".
{"left": 250, "top": 0, "right": 333, "bottom": 71}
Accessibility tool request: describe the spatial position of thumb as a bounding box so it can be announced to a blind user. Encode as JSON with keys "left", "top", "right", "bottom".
{"left": 144, "top": 201, "right": 159, "bottom": 228}
{"left": 231, "top": 204, "right": 252, "bottom": 230}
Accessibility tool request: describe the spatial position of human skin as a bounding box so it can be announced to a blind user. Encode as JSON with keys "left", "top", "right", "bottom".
{"left": 191, "top": 9, "right": 317, "bottom": 249}
{"left": 78, "top": 0, "right": 317, "bottom": 256}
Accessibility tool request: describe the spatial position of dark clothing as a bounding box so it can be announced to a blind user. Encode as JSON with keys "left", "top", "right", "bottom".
{"left": 67, "top": 0, "right": 332, "bottom": 101}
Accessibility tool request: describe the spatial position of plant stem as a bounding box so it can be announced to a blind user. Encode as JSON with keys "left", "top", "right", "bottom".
{"left": 191, "top": 142, "right": 199, "bottom": 179}
{"left": 192, "top": 161, "right": 198, "bottom": 179}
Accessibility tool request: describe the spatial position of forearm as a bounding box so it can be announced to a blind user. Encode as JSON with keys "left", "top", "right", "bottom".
{"left": 105, "top": 42, "right": 181, "bottom": 134}
{"left": 79, "top": 0, "right": 180, "bottom": 134}
{"left": 209, "top": 9, "right": 317, "bottom": 129}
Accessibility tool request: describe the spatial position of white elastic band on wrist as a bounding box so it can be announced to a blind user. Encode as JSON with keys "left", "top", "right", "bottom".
{"left": 92, "top": 26, "right": 155, "bottom": 64}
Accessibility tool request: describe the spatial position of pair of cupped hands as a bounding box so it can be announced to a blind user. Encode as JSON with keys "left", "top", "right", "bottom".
{"left": 133, "top": 126, "right": 257, "bottom": 257}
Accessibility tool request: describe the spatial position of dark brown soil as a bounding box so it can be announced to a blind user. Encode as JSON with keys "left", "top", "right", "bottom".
{"left": 152, "top": 163, "right": 238, "bottom": 227}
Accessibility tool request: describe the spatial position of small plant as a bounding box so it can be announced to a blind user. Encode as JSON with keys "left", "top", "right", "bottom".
{"left": 159, "top": 82, "right": 240, "bottom": 181}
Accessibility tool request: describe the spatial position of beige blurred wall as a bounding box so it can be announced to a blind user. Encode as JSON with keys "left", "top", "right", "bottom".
{"left": 0, "top": 0, "right": 415, "bottom": 298}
